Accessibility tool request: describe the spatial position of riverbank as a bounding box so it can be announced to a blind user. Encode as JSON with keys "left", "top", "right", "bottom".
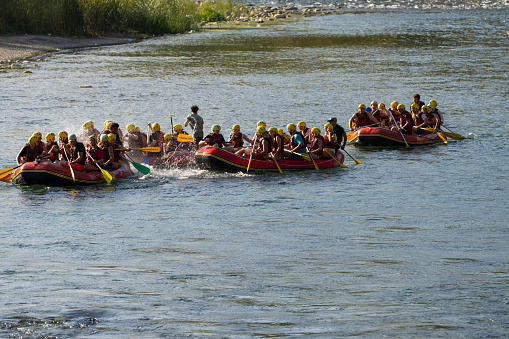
{"left": 0, "top": 34, "right": 145, "bottom": 63}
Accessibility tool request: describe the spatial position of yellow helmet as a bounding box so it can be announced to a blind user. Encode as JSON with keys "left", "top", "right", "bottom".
{"left": 429, "top": 99, "right": 437, "bottom": 108}
{"left": 211, "top": 124, "right": 221, "bottom": 132}
{"left": 371, "top": 101, "right": 378, "bottom": 106}
{"left": 391, "top": 101, "right": 399, "bottom": 110}
{"left": 135, "top": 126, "right": 140, "bottom": 132}
{"left": 83, "top": 121, "right": 92, "bottom": 129}
{"left": 173, "top": 124, "right": 182, "bottom": 132}
{"left": 164, "top": 133, "right": 172, "bottom": 141}
{"left": 411, "top": 103, "right": 420, "bottom": 110}
{"left": 311, "top": 127, "right": 321, "bottom": 136}
{"left": 277, "top": 128, "right": 284, "bottom": 136}
{"left": 33, "top": 132, "right": 42, "bottom": 138}
{"left": 397, "top": 104, "right": 406, "bottom": 110}
{"left": 358, "top": 104, "right": 366, "bottom": 109}
{"left": 257, "top": 125, "right": 266, "bottom": 134}
{"left": 297, "top": 121, "right": 307, "bottom": 129}
{"left": 287, "top": 123, "right": 296, "bottom": 132}
{"left": 89, "top": 134, "right": 98, "bottom": 143}
{"left": 126, "top": 124, "right": 135, "bottom": 132}
{"left": 152, "top": 123, "right": 160, "bottom": 132}
{"left": 58, "top": 130, "right": 68, "bottom": 139}
{"left": 269, "top": 127, "right": 277, "bottom": 134}
{"left": 104, "top": 120, "right": 113, "bottom": 129}
{"left": 324, "top": 123, "right": 333, "bottom": 131}
{"left": 257, "top": 121, "right": 266, "bottom": 127}
{"left": 28, "top": 134, "right": 38, "bottom": 146}
{"left": 45, "top": 132, "right": 55, "bottom": 142}
{"left": 421, "top": 105, "right": 429, "bottom": 112}
{"left": 108, "top": 133, "right": 116, "bottom": 143}
{"left": 100, "top": 134, "right": 109, "bottom": 142}
{"left": 232, "top": 124, "right": 240, "bottom": 131}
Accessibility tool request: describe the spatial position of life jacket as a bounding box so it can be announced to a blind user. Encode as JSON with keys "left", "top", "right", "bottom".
{"left": 46, "top": 142, "right": 59, "bottom": 162}
{"left": 413, "top": 112, "right": 427, "bottom": 126}
{"left": 129, "top": 132, "right": 144, "bottom": 148}
{"left": 323, "top": 135, "right": 338, "bottom": 150}
{"left": 229, "top": 132, "right": 244, "bottom": 148}
{"left": 273, "top": 134, "right": 284, "bottom": 154}
{"left": 23, "top": 144, "right": 41, "bottom": 162}
{"left": 311, "top": 135, "right": 324, "bottom": 155}
{"left": 100, "top": 144, "right": 113, "bottom": 162}
{"left": 372, "top": 110, "right": 389, "bottom": 124}
{"left": 150, "top": 131, "right": 165, "bottom": 147}
{"left": 354, "top": 112, "right": 372, "bottom": 128}
{"left": 205, "top": 133, "right": 224, "bottom": 147}
{"left": 255, "top": 136, "right": 271, "bottom": 154}
{"left": 69, "top": 142, "right": 86, "bottom": 165}
{"left": 86, "top": 145, "right": 103, "bottom": 165}
{"left": 399, "top": 111, "right": 414, "bottom": 132}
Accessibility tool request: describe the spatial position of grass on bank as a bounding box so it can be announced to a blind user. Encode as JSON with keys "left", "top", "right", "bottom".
{"left": 0, "top": 0, "right": 249, "bottom": 35}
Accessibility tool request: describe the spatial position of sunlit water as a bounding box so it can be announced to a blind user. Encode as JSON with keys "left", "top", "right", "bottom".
{"left": 1, "top": 3, "right": 508, "bottom": 337}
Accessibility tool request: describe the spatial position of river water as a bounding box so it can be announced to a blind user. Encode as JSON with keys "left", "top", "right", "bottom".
{"left": 1, "top": 2, "right": 508, "bottom": 337}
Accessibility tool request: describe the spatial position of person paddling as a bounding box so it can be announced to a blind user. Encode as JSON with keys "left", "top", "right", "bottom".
{"left": 412, "top": 105, "right": 430, "bottom": 134}
{"left": 250, "top": 126, "right": 271, "bottom": 160}
{"left": 17, "top": 135, "right": 43, "bottom": 165}
{"left": 60, "top": 134, "right": 86, "bottom": 172}
{"left": 148, "top": 123, "right": 165, "bottom": 155}
{"left": 323, "top": 123, "right": 338, "bottom": 157}
{"left": 45, "top": 133, "right": 59, "bottom": 163}
{"left": 85, "top": 135, "right": 104, "bottom": 171}
{"left": 227, "top": 124, "right": 252, "bottom": 153}
{"left": 308, "top": 127, "right": 324, "bottom": 160}
{"left": 199, "top": 125, "right": 226, "bottom": 148}
{"left": 327, "top": 117, "right": 347, "bottom": 150}
{"left": 349, "top": 104, "right": 379, "bottom": 130}
{"left": 99, "top": 134, "right": 117, "bottom": 170}
{"left": 283, "top": 123, "right": 306, "bottom": 159}
{"left": 392, "top": 104, "right": 414, "bottom": 135}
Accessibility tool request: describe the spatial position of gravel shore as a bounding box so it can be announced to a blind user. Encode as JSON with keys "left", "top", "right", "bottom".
{"left": 0, "top": 35, "right": 143, "bottom": 63}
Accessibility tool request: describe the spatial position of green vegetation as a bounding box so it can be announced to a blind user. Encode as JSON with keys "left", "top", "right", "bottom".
{"left": 0, "top": 0, "right": 246, "bottom": 35}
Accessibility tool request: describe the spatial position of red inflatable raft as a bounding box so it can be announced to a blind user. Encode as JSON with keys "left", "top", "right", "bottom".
{"left": 11, "top": 162, "right": 132, "bottom": 186}
{"left": 129, "top": 151, "right": 195, "bottom": 167}
{"left": 195, "top": 147, "right": 345, "bottom": 173}
{"left": 348, "top": 127, "right": 445, "bottom": 146}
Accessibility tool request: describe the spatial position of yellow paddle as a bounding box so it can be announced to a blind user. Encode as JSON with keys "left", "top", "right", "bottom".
{"left": 271, "top": 152, "right": 283, "bottom": 173}
{"left": 305, "top": 147, "right": 319, "bottom": 171}
{"left": 323, "top": 149, "right": 348, "bottom": 168}
{"left": 422, "top": 128, "right": 448, "bottom": 144}
{"left": 246, "top": 136, "right": 257, "bottom": 173}
{"left": 441, "top": 125, "right": 466, "bottom": 140}
{"left": 115, "top": 146, "right": 161, "bottom": 152}
{"left": 62, "top": 146, "right": 76, "bottom": 183}
{"left": 342, "top": 149, "right": 362, "bottom": 165}
{"left": 177, "top": 134, "right": 195, "bottom": 143}
{"left": 85, "top": 150, "right": 115, "bottom": 183}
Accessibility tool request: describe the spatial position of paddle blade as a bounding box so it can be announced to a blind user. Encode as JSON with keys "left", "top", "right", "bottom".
{"left": 177, "top": 134, "right": 195, "bottom": 142}
{"left": 354, "top": 159, "right": 362, "bottom": 165}
{"left": 100, "top": 168, "right": 114, "bottom": 183}
{"left": 298, "top": 153, "right": 311, "bottom": 161}
{"left": 0, "top": 172, "right": 12, "bottom": 181}
{"left": 437, "top": 132, "right": 448, "bottom": 144}
{"left": 132, "top": 161, "right": 151, "bottom": 175}
{"left": 442, "top": 131, "right": 465, "bottom": 140}
{"left": 0, "top": 168, "right": 13, "bottom": 179}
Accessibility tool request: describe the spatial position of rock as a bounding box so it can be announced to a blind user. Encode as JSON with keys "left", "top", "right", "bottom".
{"left": 274, "top": 14, "right": 286, "bottom": 18}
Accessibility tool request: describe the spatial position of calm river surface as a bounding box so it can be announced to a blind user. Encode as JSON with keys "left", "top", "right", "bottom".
{"left": 1, "top": 1, "right": 508, "bottom": 337}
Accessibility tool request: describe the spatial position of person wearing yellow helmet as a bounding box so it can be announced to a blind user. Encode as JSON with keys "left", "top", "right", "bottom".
{"left": 80, "top": 121, "right": 100, "bottom": 141}
{"left": 323, "top": 123, "right": 338, "bottom": 157}
{"left": 124, "top": 123, "right": 143, "bottom": 152}
{"left": 84, "top": 134, "right": 105, "bottom": 171}
{"left": 307, "top": 127, "right": 325, "bottom": 160}
{"left": 99, "top": 133, "right": 117, "bottom": 170}
{"left": 326, "top": 117, "right": 347, "bottom": 150}
{"left": 17, "top": 135, "right": 44, "bottom": 165}
{"left": 283, "top": 123, "right": 306, "bottom": 159}
{"left": 412, "top": 105, "right": 430, "bottom": 134}
{"left": 147, "top": 122, "right": 165, "bottom": 154}
{"left": 428, "top": 100, "right": 443, "bottom": 129}
{"left": 135, "top": 126, "right": 148, "bottom": 147}
{"left": 248, "top": 125, "right": 271, "bottom": 160}
{"left": 227, "top": 124, "right": 253, "bottom": 153}
{"left": 270, "top": 127, "right": 285, "bottom": 161}
{"left": 44, "top": 133, "right": 59, "bottom": 163}
{"left": 392, "top": 104, "right": 414, "bottom": 135}
{"left": 348, "top": 104, "right": 378, "bottom": 131}
{"left": 171, "top": 123, "right": 192, "bottom": 154}
{"left": 32, "top": 132, "right": 46, "bottom": 154}
{"left": 184, "top": 105, "right": 204, "bottom": 144}
{"left": 199, "top": 124, "right": 226, "bottom": 148}
{"left": 296, "top": 121, "right": 312, "bottom": 143}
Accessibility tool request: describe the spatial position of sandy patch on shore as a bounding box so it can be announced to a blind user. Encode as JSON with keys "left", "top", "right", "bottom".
{"left": 0, "top": 34, "right": 143, "bottom": 62}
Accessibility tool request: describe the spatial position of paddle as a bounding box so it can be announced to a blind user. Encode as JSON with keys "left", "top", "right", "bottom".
{"left": 85, "top": 150, "right": 115, "bottom": 183}
{"left": 441, "top": 125, "right": 466, "bottom": 140}
{"left": 422, "top": 128, "right": 448, "bottom": 144}
{"left": 305, "top": 147, "right": 319, "bottom": 171}
{"left": 323, "top": 149, "right": 348, "bottom": 168}
{"left": 271, "top": 152, "right": 283, "bottom": 173}
{"left": 124, "top": 154, "right": 150, "bottom": 175}
{"left": 177, "top": 134, "right": 195, "bottom": 143}
{"left": 246, "top": 135, "right": 257, "bottom": 173}
{"left": 115, "top": 147, "right": 161, "bottom": 152}
{"left": 342, "top": 149, "right": 362, "bottom": 165}
{"left": 387, "top": 110, "right": 410, "bottom": 147}
{"left": 62, "top": 146, "right": 76, "bottom": 183}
